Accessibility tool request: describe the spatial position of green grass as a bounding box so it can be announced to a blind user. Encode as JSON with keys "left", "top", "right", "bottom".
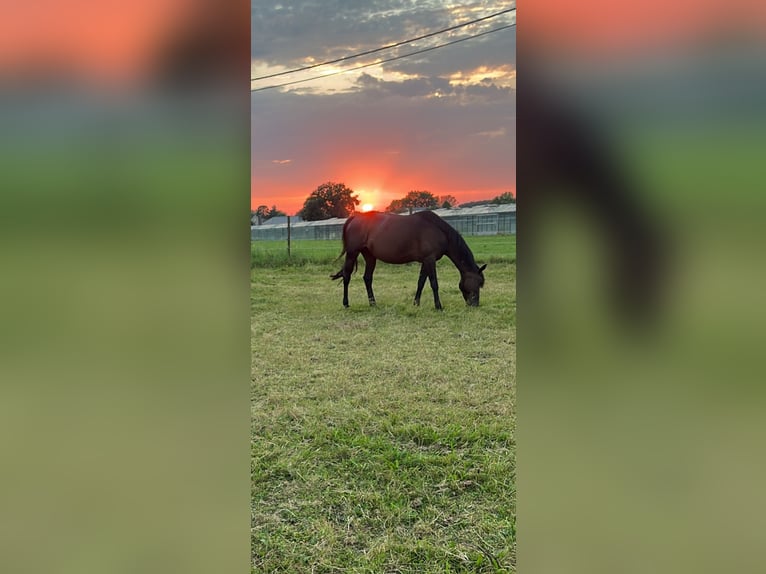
{"left": 251, "top": 237, "right": 516, "bottom": 572}
{"left": 251, "top": 235, "right": 516, "bottom": 268}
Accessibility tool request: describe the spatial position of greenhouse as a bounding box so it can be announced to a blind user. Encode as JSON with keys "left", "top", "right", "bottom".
{"left": 251, "top": 203, "right": 516, "bottom": 241}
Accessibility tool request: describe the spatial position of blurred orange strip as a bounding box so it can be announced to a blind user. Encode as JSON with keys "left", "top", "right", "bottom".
{"left": 520, "top": 0, "right": 766, "bottom": 53}
{"left": 0, "top": 0, "right": 193, "bottom": 86}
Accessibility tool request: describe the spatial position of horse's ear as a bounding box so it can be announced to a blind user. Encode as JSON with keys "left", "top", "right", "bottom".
{"left": 479, "top": 264, "right": 487, "bottom": 273}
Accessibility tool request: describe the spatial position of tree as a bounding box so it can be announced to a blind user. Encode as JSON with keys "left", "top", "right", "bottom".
{"left": 252, "top": 204, "right": 287, "bottom": 224}
{"left": 438, "top": 194, "right": 458, "bottom": 209}
{"left": 385, "top": 198, "right": 406, "bottom": 213}
{"left": 491, "top": 191, "right": 516, "bottom": 204}
{"left": 266, "top": 205, "right": 286, "bottom": 218}
{"left": 253, "top": 205, "right": 269, "bottom": 224}
{"left": 385, "top": 190, "right": 439, "bottom": 213}
{"left": 298, "top": 182, "right": 359, "bottom": 221}
{"left": 403, "top": 190, "right": 439, "bottom": 209}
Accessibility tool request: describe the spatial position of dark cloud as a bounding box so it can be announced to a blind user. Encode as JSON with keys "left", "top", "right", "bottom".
{"left": 383, "top": 26, "right": 515, "bottom": 78}
{"left": 354, "top": 72, "right": 513, "bottom": 101}
{"left": 252, "top": 0, "right": 457, "bottom": 62}
{"left": 356, "top": 73, "right": 454, "bottom": 98}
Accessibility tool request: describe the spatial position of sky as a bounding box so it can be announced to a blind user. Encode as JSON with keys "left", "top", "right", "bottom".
{"left": 251, "top": 0, "right": 516, "bottom": 214}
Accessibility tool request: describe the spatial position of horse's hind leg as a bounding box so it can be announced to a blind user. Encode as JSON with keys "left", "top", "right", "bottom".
{"left": 361, "top": 250, "right": 377, "bottom": 306}
{"left": 425, "top": 259, "right": 443, "bottom": 310}
{"left": 414, "top": 263, "right": 428, "bottom": 306}
{"left": 341, "top": 252, "right": 358, "bottom": 308}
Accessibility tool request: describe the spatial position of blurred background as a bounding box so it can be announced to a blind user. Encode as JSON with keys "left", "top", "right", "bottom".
{"left": 0, "top": 1, "right": 250, "bottom": 573}
{"left": 518, "top": 1, "right": 766, "bottom": 573}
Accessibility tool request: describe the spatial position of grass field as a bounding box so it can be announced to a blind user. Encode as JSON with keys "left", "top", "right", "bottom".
{"left": 251, "top": 235, "right": 516, "bottom": 573}
{"left": 251, "top": 235, "right": 516, "bottom": 268}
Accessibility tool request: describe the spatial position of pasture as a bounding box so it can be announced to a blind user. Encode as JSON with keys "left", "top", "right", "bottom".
{"left": 251, "top": 235, "right": 516, "bottom": 573}
{"left": 251, "top": 235, "right": 516, "bottom": 268}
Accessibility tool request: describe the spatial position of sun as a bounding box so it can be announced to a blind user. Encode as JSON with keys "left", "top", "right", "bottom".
{"left": 361, "top": 203, "right": 374, "bottom": 212}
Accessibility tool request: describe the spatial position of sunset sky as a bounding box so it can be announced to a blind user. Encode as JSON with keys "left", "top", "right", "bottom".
{"left": 250, "top": 1, "right": 516, "bottom": 214}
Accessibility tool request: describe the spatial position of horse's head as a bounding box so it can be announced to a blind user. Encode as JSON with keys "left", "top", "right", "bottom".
{"left": 459, "top": 264, "right": 486, "bottom": 306}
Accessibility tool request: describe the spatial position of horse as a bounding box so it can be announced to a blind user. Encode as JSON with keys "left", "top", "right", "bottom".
{"left": 330, "top": 210, "right": 486, "bottom": 309}
{"left": 519, "top": 64, "right": 667, "bottom": 325}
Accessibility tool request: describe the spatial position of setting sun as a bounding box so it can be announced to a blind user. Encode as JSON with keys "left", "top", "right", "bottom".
{"left": 361, "top": 203, "right": 374, "bottom": 212}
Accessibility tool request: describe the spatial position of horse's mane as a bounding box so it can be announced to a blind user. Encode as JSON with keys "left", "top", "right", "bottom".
{"left": 415, "top": 211, "right": 478, "bottom": 270}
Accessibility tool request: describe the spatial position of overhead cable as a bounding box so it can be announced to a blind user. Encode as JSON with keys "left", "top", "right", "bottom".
{"left": 251, "top": 7, "right": 516, "bottom": 82}
{"left": 251, "top": 23, "right": 515, "bottom": 93}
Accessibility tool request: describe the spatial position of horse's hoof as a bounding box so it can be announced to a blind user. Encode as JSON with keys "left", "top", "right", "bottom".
{"left": 369, "top": 300, "right": 376, "bottom": 306}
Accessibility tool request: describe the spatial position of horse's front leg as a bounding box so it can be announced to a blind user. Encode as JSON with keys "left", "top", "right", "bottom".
{"left": 426, "top": 261, "right": 442, "bottom": 310}
{"left": 362, "top": 252, "right": 377, "bottom": 306}
{"left": 414, "top": 263, "right": 428, "bottom": 306}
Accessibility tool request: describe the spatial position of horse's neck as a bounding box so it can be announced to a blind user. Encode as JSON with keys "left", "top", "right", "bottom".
{"left": 445, "top": 243, "right": 474, "bottom": 274}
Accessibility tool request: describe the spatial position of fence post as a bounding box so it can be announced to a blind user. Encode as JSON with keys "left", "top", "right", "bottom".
{"left": 287, "top": 216, "right": 291, "bottom": 257}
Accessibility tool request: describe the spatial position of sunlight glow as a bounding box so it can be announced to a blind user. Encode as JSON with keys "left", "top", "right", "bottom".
{"left": 361, "top": 203, "right": 374, "bottom": 212}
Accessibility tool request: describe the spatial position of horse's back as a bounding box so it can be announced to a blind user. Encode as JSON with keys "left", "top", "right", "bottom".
{"left": 353, "top": 211, "right": 447, "bottom": 263}
{"left": 342, "top": 211, "right": 386, "bottom": 245}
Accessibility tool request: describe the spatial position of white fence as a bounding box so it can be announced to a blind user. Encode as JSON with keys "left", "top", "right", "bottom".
{"left": 251, "top": 204, "right": 516, "bottom": 241}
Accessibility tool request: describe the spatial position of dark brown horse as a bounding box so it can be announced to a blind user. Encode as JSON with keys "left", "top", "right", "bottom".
{"left": 330, "top": 210, "right": 486, "bottom": 309}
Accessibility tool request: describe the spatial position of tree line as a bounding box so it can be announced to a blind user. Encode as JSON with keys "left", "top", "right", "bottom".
{"left": 252, "top": 182, "right": 515, "bottom": 223}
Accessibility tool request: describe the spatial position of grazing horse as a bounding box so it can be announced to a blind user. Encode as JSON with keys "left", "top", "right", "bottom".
{"left": 330, "top": 210, "right": 486, "bottom": 309}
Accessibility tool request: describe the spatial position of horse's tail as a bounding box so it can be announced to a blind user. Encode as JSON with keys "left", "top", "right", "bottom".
{"left": 330, "top": 255, "right": 358, "bottom": 281}
{"left": 335, "top": 215, "right": 356, "bottom": 260}
{"left": 330, "top": 244, "right": 347, "bottom": 280}
{"left": 329, "top": 216, "right": 357, "bottom": 280}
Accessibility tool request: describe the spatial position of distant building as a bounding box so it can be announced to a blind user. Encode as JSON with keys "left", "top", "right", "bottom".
{"left": 429, "top": 203, "right": 516, "bottom": 235}
{"left": 251, "top": 214, "right": 303, "bottom": 226}
{"left": 261, "top": 215, "right": 303, "bottom": 226}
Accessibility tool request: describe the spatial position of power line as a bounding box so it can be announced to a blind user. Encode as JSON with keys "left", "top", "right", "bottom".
{"left": 251, "top": 7, "right": 516, "bottom": 82}
{"left": 251, "top": 23, "right": 515, "bottom": 93}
